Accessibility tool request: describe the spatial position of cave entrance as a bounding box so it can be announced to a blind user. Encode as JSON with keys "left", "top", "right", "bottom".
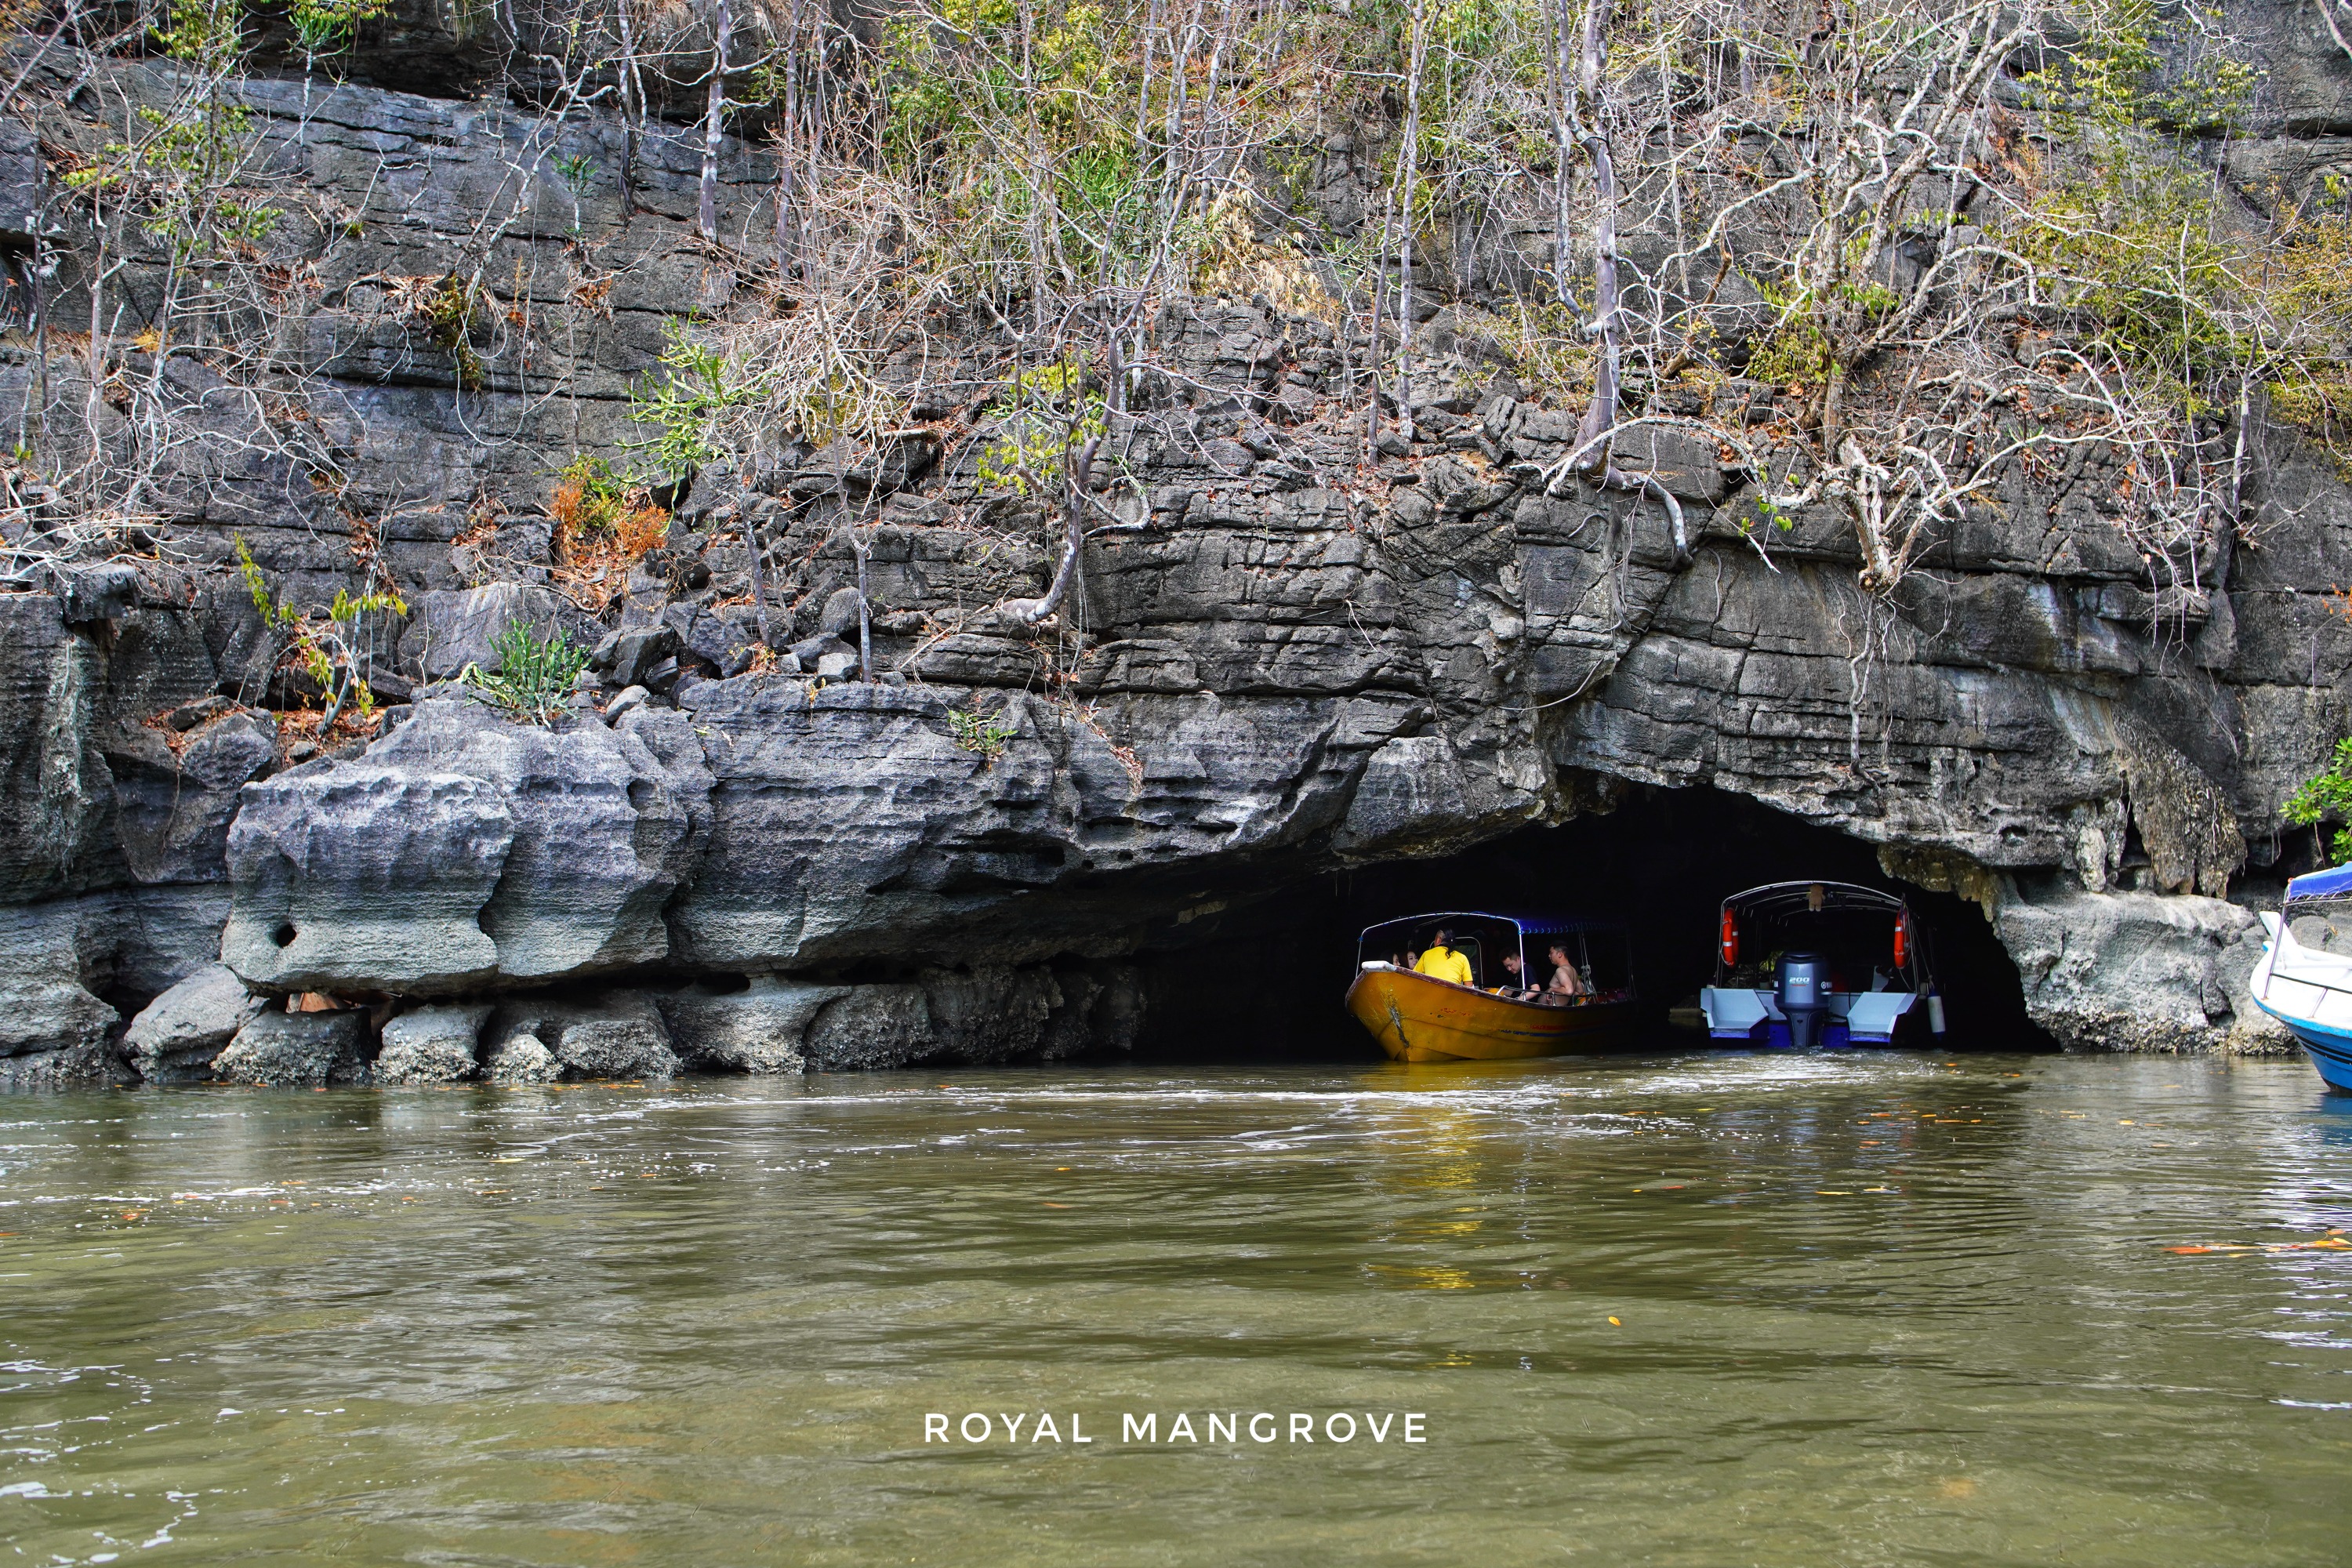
{"left": 1119, "top": 784, "right": 2047, "bottom": 1063}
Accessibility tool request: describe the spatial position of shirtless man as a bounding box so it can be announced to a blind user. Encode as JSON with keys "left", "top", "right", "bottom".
{"left": 1541, "top": 942, "right": 1588, "bottom": 1005}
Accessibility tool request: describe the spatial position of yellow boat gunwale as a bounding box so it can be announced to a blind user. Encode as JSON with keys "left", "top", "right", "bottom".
{"left": 1345, "top": 964, "right": 1637, "bottom": 1062}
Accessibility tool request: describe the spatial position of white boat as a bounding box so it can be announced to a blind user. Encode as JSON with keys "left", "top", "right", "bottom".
{"left": 2247, "top": 866, "right": 2352, "bottom": 1091}
{"left": 1700, "top": 881, "right": 1946, "bottom": 1048}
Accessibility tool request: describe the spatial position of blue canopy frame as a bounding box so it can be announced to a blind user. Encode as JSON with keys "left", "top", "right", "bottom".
{"left": 2287, "top": 865, "right": 2352, "bottom": 902}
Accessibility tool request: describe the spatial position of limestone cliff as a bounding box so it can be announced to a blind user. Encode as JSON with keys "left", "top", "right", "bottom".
{"left": 1, "top": 0, "right": 2347, "bottom": 1082}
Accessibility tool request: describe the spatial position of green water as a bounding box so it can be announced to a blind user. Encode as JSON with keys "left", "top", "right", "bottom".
{"left": 2, "top": 1052, "right": 2349, "bottom": 1566}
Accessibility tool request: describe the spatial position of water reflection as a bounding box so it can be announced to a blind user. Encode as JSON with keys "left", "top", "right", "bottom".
{"left": 0, "top": 1054, "right": 2346, "bottom": 1566}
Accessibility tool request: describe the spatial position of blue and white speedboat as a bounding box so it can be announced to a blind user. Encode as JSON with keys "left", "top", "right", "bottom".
{"left": 2249, "top": 866, "right": 2352, "bottom": 1091}
{"left": 1699, "top": 881, "right": 1946, "bottom": 1048}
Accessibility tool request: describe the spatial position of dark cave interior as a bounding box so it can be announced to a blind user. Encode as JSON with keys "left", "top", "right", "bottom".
{"left": 1117, "top": 785, "right": 2050, "bottom": 1064}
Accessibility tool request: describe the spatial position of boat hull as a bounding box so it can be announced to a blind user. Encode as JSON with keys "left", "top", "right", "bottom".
{"left": 1345, "top": 967, "right": 1637, "bottom": 1062}
{"left": 2278, "top": 1020, "right": 2352, "bottom": 1092}
{"left": 2247, "top": 918, "right": 2352, "bottom": 1091}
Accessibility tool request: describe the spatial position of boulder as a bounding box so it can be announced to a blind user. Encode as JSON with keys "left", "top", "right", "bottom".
{"left": 657, "top": 976, "right": 849, "bottom": 1073}
{"left": 376, "top": 1003, "right": 494, "bottom": 1084}
{"left": 124, "top": 964, "right": 267, "bottom": 1083}
{"left": 222, "top": 760, "right": 514, "bottom": 993}
{"left": 482, "top": 1030, "right": 561, "bottom": 1083}
{"left": 802, "top": 983, "right": 933, "bottom": 1069}
{"left": 213, "top": 1011, "right": 372, "bottom": 1087}
{"left": 605, "top": 623, "right": 680, "bottom": 688}
{"left": 815, "top": 586, "right": 864, "bottom": 638}
{"left": 1994, "top": 881, "right": 2267, "bottom": 1052}
{"left": 45, "top": 561, "right": 141, "bottom": 626}
{"left": 663, "top": 604, "right": 759, "bottom": 677}
{"left": 490, "top": 993, "right": 680, "bottom": 1080}
{"left": 918, "top": 965, "right": 1062, "bottom": 1061}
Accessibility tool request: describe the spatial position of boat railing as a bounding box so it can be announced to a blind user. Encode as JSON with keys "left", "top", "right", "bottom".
{"left": 2262, "top": 917, "right": 2352, "bottom": 996}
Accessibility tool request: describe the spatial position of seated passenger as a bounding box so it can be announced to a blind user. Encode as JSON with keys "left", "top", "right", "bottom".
{"left": 1497, "top": 953, "right": 1535, "bottom": 997}
{"left": 1414, "top": 929, "right": 1475, "bottom": 987}
{"left": 1542, "top": 943, "right": 1588, "bottom": 1006}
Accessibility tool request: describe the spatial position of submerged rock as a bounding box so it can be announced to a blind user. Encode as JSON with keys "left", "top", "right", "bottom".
{"left": 125, "top": 964, "right": 267, "bottom": 1083}
{"left": 0, "top": 1044, "right": 130, "bottom": 1090}
{"left": 214, "top": 1011, "right": 372, "bottom": 1087}
{"left": 482, "top": 1031, "right": 561, "bottom": 1083}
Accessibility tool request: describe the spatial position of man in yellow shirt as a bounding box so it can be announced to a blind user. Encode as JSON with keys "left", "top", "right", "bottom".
{"left": 1414, "top": 928, "right": 1475, "bottom": 987}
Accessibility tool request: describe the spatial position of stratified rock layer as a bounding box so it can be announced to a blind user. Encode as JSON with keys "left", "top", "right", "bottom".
{"left": 3, "top": 8, "right": 2351, "bottom": 1082}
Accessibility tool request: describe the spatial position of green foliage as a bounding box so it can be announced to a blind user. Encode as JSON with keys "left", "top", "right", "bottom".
{"left": 63, "top": 91, "right": 281, "bottom": 264}
{"left": 976, "top": 358, "right": 1104, "bottom": 495}
{"left": 460, "top": 622, "right": 588, "bottom": 726}
{"left": 289, "top": 0, "right": 390, "bottom": 56}
{"left": 234, "top": 535, "right": 299, "bottom": 627}
{"left": 1745, "top": 279, "right": 1835, "bottom": 388}
{"left": 154, "top": 0, "right": 241, "bottom": 71}
{"left": 552, "top": 153, "right": 597, "bottom": 198}
{"left": 234, "top": 537, "right": 405, "bottom": 721}
{"left": 2287, "top": 738, "right": 2352, "bottom": 864}
{"left": 2024, "top": 0, "right": 2259, "bottom": 140}
{"left": 948, "top": 706, "right": 1018, "bottom": 761}
{"left": 627, "top": 319, "right": 774, "bottom": 477}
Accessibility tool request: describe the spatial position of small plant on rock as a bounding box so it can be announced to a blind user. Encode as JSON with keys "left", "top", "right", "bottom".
{"left": 233, "top": 536, "right": 404, "bottom": 732}
{"left": 948, "top": 707, "right": 1017, "bottom": 763}
{"left": 551, "top": 456, "right": 669, "bottom": 562}
{"left": 460, "top": 621, "right": 589, "bottom": 725}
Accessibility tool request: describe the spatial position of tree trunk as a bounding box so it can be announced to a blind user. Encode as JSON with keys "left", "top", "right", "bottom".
{"left": 616, "top": 1, "right": 640, "bottom": 219}
{"left": 1395, "top": 0, "right": 1426, "bottom": 443}
{"left": 699, "top": 0, "right": 730, "bottom": 244}
{"left": 1570, "top": 0, "right": 1618, "bottom": 481}
{"left": 775, "top": 0, "right": 799, "bottom": 278}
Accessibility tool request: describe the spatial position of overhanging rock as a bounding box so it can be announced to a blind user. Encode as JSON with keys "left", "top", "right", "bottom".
{"left": 223, "top": 699, "right": 703, "bottom": 995}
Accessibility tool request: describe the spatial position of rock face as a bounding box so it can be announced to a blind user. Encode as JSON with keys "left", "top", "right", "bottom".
{"left": 2, "top": 8, "right": 2351, "bottom": 1083}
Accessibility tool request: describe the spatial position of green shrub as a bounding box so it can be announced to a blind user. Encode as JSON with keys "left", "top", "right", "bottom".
{"left": 461, "top": 622, "right": 588, "bottom": 725}
{"left": 2287, "top": 739, "right": 2352, "bottom": 864}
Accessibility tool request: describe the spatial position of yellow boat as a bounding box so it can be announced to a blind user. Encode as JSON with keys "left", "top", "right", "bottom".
{"left": 1345, "top": 911, "right": 1639, "bottom": 1062}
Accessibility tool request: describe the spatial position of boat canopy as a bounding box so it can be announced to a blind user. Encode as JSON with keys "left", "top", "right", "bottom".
{"left": 1719, "top": 881, "right": 1905, "bottom": 918}
{"left": 1354, "top": 910, "right": 1635, "bottom": 1000}
{"left": 1713, "top": 880, "right": 1929, "bottom": 990}
{"left": 2287, "top": 864, "right": 2352, "bottom": 903}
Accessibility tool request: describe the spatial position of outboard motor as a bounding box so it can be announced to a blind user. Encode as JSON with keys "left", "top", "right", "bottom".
{"left": 1777, "top": 951, "right": 1828, "bottom": 1049}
